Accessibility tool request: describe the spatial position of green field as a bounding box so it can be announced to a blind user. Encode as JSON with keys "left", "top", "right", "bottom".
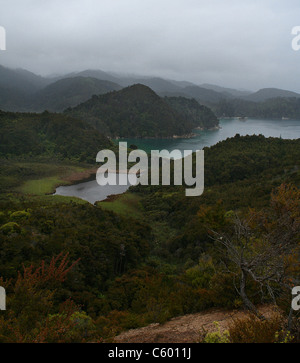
{"left": 98, "top": 192, "right": 144, "bottom": 218}
{"left": 0, "top": 160, "right": 93, "bottom": 206}
{"left": 7, "top": 162, "right": 87, "bottom": 195}
{"left": 19, "top": 176, "right": 68, "bottom": 195}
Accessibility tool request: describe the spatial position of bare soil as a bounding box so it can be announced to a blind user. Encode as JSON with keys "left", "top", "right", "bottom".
{"left": 113, "top": 306, "right": 275, "bottom": 343}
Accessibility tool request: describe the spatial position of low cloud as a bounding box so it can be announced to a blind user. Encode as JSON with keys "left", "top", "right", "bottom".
{"left": 0, "top": 0, "right": 299, "bottom": 91}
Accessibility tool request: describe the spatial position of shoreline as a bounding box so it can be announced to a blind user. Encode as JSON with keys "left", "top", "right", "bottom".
{"left": 113, "top": 125, "right": 221, "bottom": 140}
{"left": 52, "top": 167, "right": 139, "bottom": 194}
{"left": 54, "top": 168, "right": 134, "bottom": 205}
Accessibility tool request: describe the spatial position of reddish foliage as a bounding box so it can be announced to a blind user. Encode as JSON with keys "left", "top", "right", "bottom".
{"left": 18, "top": 252, "right": 80, "bottom": 288}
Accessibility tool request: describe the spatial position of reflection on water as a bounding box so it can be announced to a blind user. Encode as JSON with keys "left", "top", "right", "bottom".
{"left": 54, "top": 174, "right": 130, "bottom": 204}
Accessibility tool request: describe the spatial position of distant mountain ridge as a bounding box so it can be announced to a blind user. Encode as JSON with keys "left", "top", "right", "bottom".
{"left": 31, "top": 77, "right": 122, "bottom": 112}
{"left": 200, "top": 83, "right": 252, "bottom": 98}
{"left": 214, "top": 97, "right": 300, "bottom": 119}
{"left": 0, "top": 65, "right": 49, "bottom": 94}
{"left": 242, "top": 88, "right": 300, "bottom": 102}
{"left": 1, "top": 64, "right": 300, "bottom": 114}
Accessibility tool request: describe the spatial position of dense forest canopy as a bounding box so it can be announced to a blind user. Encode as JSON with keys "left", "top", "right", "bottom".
{"left": 214, "top": 97, "right": 300, "bottom": 119}
{"left": 0, "top": 110, "right": 112, "bottom": 162}
{"left": 164, "top": 96, "right": 219, "bottom": 129}
{"left": 0, "top": 64, "right": 299, "bottom": 343}
{"left": 66, "top": 84, "right": 219, "bottom": 138}
{"left": 0, "top": 132, "right": 299, "bottom": 342}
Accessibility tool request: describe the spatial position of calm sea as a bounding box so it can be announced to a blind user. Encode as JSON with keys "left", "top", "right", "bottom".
{"left": 55, "top": 118, "right": 300, "bottom": 203}
{"left": 120, "top": 118, "right": 300, "bottom": 158}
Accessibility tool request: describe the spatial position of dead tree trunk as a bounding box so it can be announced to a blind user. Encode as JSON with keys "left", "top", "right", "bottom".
{"left": 240, "top": 270, "right": 265, "bottom": 320}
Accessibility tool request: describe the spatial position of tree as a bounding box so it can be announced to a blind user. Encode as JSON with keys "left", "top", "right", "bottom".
{"left": 0, "top": 253, "right": 99, "bottom": 343}
{"left": 212, "top": 184, "right": 300, "bottom": 325}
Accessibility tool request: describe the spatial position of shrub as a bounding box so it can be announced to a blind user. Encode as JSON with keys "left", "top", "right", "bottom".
{"left": 209, "top": 273, "right": 240, "bottom": 309}
{"left": 201, "top": 322, "right": 230, "bottom": 343}
{"left": 10, "top": 210, "right": 31, "bottom": 221}
{"left": 0, "top": 222, "right": 21, "bottom": 235}
{"left": 228, "top": 312, "right": 285, "bottom": 343}
{"left": 0, "top": 211, "right": 6, "bottom": 224}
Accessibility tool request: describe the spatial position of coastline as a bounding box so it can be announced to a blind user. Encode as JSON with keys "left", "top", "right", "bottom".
{"left": 113, "top": 124, "right": 221, "bottom": 141}
{"left": 52, "top": 122, "right": 222, "bottom": 196}
{"left": 52, "top": 167, "right": 139, "bottom": 193}
{"left": 54, "top": 168, "right": 135, "bottom": 204}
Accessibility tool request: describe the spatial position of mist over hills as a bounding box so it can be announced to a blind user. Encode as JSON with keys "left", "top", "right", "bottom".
{"left": 1, "top": 1, "right": 300, "bottom": 345}
{"left": 200, "top": 83, "right": 252, "bottom": 98}
{"left": 31, "top": 77, "right": 122, "bottom": 112}
{"left": 215, "top": 97, "right": 300, "bottom": 119}
{"left": 1, "top": 64, "right": 300, "bottom": 121}
{"left": 241, "top": 88, "right": 300, "bottom": 102}
{"left": 0, "top": 65, "right": 50, "bottom": 94}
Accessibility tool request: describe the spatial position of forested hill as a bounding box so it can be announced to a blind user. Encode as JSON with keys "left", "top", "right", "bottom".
{"left": 214, "top": 97, "right": 300, "bottom": 119}
{"left": 164, "top": 97, "right": 219, "bottom": 129}
{"left": 242, "top": 88, "right": 300, "bottom": 102}
{"left": 65, "top": 84, "right": 219, "bottom": 138}
{"left": 65, "top": 84, "right": 191, "bottom": 138}
{"left": 0, "top": 110, "right": 111, "bottom": 162}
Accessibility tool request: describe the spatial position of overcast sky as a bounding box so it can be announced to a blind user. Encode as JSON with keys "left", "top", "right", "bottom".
{"left": 0, "top": 0, "right": 300, "bottom": 91}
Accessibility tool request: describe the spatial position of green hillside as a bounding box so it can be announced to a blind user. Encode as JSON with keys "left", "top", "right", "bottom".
{"left": 66, "top": 84, "right": 196, "bottom": 138}
{"left": 215, "top": 97, "right": 300, "bottom": 119}
{"left": 0, "top": 135, "right": 299, "bottom": 342}
{"left": 0, "top": 110, "right": 111, "bottom": 162}
{"left": 164, "top": 96, "right": 219, "bottom": 129}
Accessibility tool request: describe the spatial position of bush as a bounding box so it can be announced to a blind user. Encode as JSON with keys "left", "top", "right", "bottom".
{"left": 228, "top": 313, "right": 285, "bottom": 343}
{"left": 201, "top": 322, "right": 230, "bottom": 343}
{"left": 0, "top": 212, "right": 6, "bottom": 224}
{"left": 10, "top": 210, "right": 31, "bottom": 221}
{"left": 209, "top": 273, "right": 240, "bottom": 309}
{"left": 0, "top": 222, "right": 21, "bottom": 235}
